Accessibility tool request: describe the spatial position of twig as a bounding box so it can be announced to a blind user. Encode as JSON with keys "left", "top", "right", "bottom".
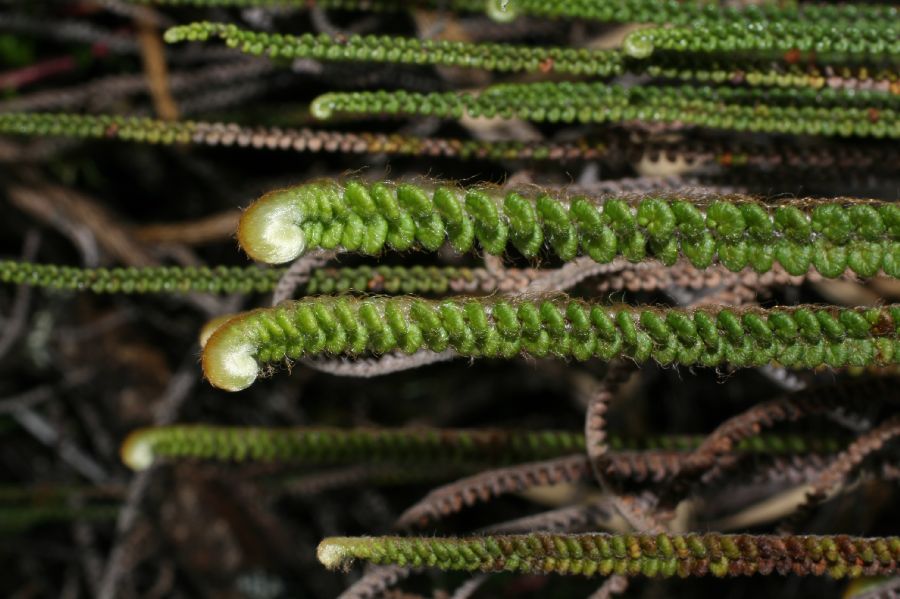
{"left": 0, "top": 231, "right": 40, "bottom": 361}
{"left": 680, "top": 378, "right": 898, "bottom": 479}
{"left": 0, "top": 13, "right": 137, "bottom": 53}
{"left": 0, "top": 386, "right": 53, "bottom": 415}
{"left": 271, "top": 251, "right": 336, "bottom": 305}
{"left": 525, "top": 256, "right": 626, "bottom": 294}
{"left": 96, "top": 467, "right": 153, "bottom": 599}
{"left": 134, "top": 210, "right": 240, "bottom": 245}
{"left": 447, "top": 575, "right": 487, "bottom": 599}
{"left": 847, "top": 576, "right": 900, "bottom": 599}
{"left": 395, "top": 454, "right": 592, "bottom": 529}
{"left": 71, "top": 498, "right": 105, "bottom": 597}
{"left": 0, "top": 59, "right": 272, "bottom": 113}
{"left": 8, "top": 184, "right": 156, "bottom": 267}
{"left": 302, "top": 350, "right": 459, "bottom": 378}
{"left": 338, "top": 565, "right": 411, "bottom": 599}
{"left": 790, "top": 414, "right": 900, "bottom": 528}
{"left": 587, "top": 575, "right": 629, "bottom": 599}
{"left": 11, "top": 409, "right": 110, "bottom": 483}
{"left": 96, "top": 351, "right": 198, "bottom": 599}
{"left": 482, "top": 500, "right": 622, "bottom": 537}
{"left": 580, "top": 365, "right": 665, "bottom": 535}
{"left": 278, "top": 464, "right": 435, "bottom": 497}
{"left": 135, "top": 11, "right": 179, "bottom": 120}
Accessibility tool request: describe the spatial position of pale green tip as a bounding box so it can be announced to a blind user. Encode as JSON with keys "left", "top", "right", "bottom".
{"left": 163, "top": 27, "right": 184, "bottom": 44}
{"left": 120, "top": 430, "right": 155, "bottom": 471}
{"left": 203, "top": 341, "right": 258, "bottom": 392}
{"left": 202, "top": 320, "right": 259, "bottom": 392}
{"left": 623, "top": 32, "right": 654, "bottom": 59}
{"left": 238, "top": 191, "right": 306, "bottom": 265}
{"left": 310, "top": 94, "right": 336, "bottom": 120}
{"left": 486, "top": 0, "right": 518, "bottom": 22}
{"left": 199, "top": 314, "right": 236, "bottom": 349}
{"left": 317, "top": 537, "right": 356, "bottom": 570}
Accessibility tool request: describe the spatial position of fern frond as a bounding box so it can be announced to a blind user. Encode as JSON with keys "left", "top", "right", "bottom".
{"left": 202, "top": 298, "right": 900, "bottom": 390}
{"left": 311, "top": 83, "right": 898, "bottom": 138}
{"left": 318, "top": 532, "right": 900, "bottom": 578}
{"left": 236, "top": 179, "right": 900, "bottom": 280}
{"left": 120, "top": 424, "right": 848, "bottom": 470}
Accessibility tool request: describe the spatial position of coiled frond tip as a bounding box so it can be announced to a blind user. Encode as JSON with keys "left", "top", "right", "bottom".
{"left": 202, "top": 320, "right": 260, "bottom": 391}
{"left": 199, "top": 314, "right": 235, "bottom": 349}
{"left": 486, "top": 0, "right": 518, "bottom": 23}
{"left": 120, "top": 429, "right": 155, "bottom": 471}
{"left": 238, "top": 188, "right": 310, "bottom": 264}
{"left": 318, "top": 537, "right": 355, "bottom": 570}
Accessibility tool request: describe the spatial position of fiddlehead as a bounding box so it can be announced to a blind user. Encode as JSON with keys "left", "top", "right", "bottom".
{"left": 237, "top": 180, "right": 900, "bottom": 280}
{"left": 202, "top": 298, "right": 900, "bottom": 390}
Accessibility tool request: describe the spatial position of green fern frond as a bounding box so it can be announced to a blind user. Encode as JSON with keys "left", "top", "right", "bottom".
{"left": 311, "top": 82, "right": 898, "bottom": 138}
{"left": 164, "top": 22, "right": 625, "bottom": 76}
{"left": 318, "top": 532, "right": 900, "bottom": 578}
{"left": 121, "top": 424, "right": 848, "bottom": 470}
{"left": 202, "top": 298, "right": 900, "bottom": 390}
{"left": 0, "top": 112, "right": 611, "bottom": 162}
{"left": 236, "top": 179, "right": 900, "bottom": 280}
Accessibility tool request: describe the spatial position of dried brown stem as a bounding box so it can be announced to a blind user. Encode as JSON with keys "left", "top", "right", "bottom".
{"left": 134, "top": 210, "right": 240, "bottom": 245}
{"left": 395, "top": 454, "right": 592, "bottom": 529}
{"left": 135, "top": 12, "right": 178, "bottom": 121}
{"left": 791, "top": 414, "right": 900, "bottom": 527}
{"left": 682, "top": 378, "right": 898, "bottom": 478}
